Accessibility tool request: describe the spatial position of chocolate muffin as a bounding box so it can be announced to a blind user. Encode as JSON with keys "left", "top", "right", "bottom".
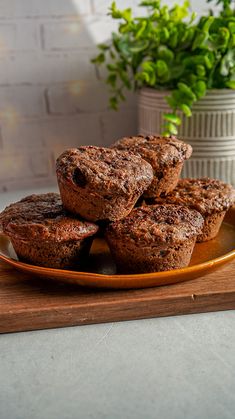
{"left": 151, "top": 178, "right": 235, "bottom": 242}
{"left": 56, "top": 146, "right": 153, "bottom": 222}
{"left": 105, "top": 204, "right": 204, "bottom": 274}
{"left": 0, "top": 193, "right": 98, "bottom": 268}
{"left": 112, "top": 134, "right": 192, "bottom": 198}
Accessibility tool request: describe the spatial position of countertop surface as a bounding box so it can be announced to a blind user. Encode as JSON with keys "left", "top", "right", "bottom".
{"left": 0, "top": 187, "right": 235, "bottom": 419}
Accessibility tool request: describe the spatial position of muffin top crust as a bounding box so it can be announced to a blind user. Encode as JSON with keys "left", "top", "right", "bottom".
{"left": 152, "top": 178, "right": 235, "bottom": 215}
{"left": 56, "top": 146, "right": 153, "bottom": 196}
{"left": 106, "top": 204, "right": 204, "bottom": 244}
{"left": 0, "top": 193, "right": 98, "bottom": 241}
{"left": 112, "top": 135, "right": 192, "bottom": 169}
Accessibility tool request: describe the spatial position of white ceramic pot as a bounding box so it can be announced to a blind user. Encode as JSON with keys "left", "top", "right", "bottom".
{"left": 138, "top": 88, "right": 235, "bottom": 185}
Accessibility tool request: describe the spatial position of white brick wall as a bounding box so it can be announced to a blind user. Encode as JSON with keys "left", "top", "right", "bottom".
{"left": 0, "top": 0, "right": 206, "bottom": 192}
{"left": 1, "top": 119, "right": 45, "bottom": 150}
{"left": 41, "top": 17, "right": 117, "bottom": 50}
{"left": 0, "top": 22, "right": 39, "bottom": 51}
{"left": 0, "top": 0, "right": 91, "bottom": 18}
{"left": 0, "top": 85, "right": 45, "bottom": 117}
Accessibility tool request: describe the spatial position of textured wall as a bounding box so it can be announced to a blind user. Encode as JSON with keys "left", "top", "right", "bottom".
{"left": 0, "top": 0, "right": 208, "bottom": 192}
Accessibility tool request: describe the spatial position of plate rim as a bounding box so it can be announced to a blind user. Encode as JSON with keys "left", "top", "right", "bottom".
{"left": 0, "top": 228, "right": 235, "bottom": 283}
{"left": 0, "top": 206, "right": 234, "bottom": 287}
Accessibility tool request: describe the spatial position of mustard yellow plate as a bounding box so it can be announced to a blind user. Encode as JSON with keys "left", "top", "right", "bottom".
{"left": 0, "top": 209, "right": 235, "bottom": 289}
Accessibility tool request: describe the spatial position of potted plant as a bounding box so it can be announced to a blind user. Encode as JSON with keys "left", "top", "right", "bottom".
{"left": 92, "top": 0, "right": 235, "bottom": 185}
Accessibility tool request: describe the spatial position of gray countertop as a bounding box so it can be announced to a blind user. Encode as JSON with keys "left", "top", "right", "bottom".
{"left": 0, "top": 188, "right": 235, "bottom": 419}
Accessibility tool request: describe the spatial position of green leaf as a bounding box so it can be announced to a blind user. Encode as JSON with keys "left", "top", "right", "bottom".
{"left": 193, "top": 80, "right": 207, "bottom": 98}
{"left": 109, "top": 2, "right": 122, "bottom": 19}
{"left": 109, "top": 2, "right": 132, "bottom": 23}
{"left": 106, "top": 73, "right": 117, "bottom": 88}
{"left": 177, "top": 82, "right": 197, "bottom": 101}
{"left": 187, "top": 73, "right": 198, "bottom": 85}
{"left": 129, "top": 40, "right": 149, "bottom": 53}
{"left": 117, "top": 90, "right": 126, "bottom": 101}
{"left": 166, "top": 95, "right": 176, "bottom": 109}
{"left": 189, "top": 11, "right": 197, "bottom": 24}
{"left": 141, "top": 61, "right": 155, "bottom": 71}
{"left": 160, "top": 27, "right": 169, "bottom": 42}
{"left": 149, "top": 74, "right": 156, "bottom": 86}
{"left": 91, "top": 53, "right": 105, "bottom": 65}
{"left": 97, "top": 43, "right": 109, "bottom": 51}
{"left": 228, "top": 22, "right": 235, "bottom": 34}
{"left": 196, "top": 64, "right": 206, "bottom": 77}
{"left": 168, "top": 28, "right": 178, "bottom": 48}
{"left": 122, "top": 8, "right": 132, "bottom": 22}
{"left": 179, "top": 103, "right": 192, "bottom": 117}
{"left": 109, "top": 96, "right": 118, "bottom": 110}
{"left": 183, "top": 55, "right": 205, "bottom": 67}
{"left": 170, "top": 1, "right": 190, "bottom": 22}
{"left": 119, "top": 23, "right": 131, "bottom": 34}
{"left": 204, "top": 53, "right": 214, "bottom": 69}
{"left": 119, "top": 70, "right": 131, "bottom": 89}
{"left": 229, "top": 33, "right": 235, "bottom": 47}
{"left": 169, "top": 64, "right": 185, "bottom": 80}
{"left": 139, "top": 0, "right": 160, "bottom": 8}
{"left": 164, "top": 121, "right": 178, "bottom": 135}
{"left": 226, "top": 81, "right": 235, "bottom": 89}
{"left": 164, "top": 113, "right": 181, "bottom": 125}
{"left": 135, "top": 71, "right": 151, "bottom": 84}
{"left": 109, "top": 50, "right": 116, "bottom": 59}
{"left": 192, "top": 30, "right": 208, "bottom": 50}
{"left": 220, "top": 50, "right": 235, "bottom": 76}
{"left": 161, "top": 131, "right": 171, "bottom": 137}
{"left": 155, "top": 60, "right": 168, "bottom": 78}
{"left": 216, "top": 27, "right": 230, "bottom": 48}
{"left": 136, "top": 21, "right": 147, "bottom": 39}
{"left": 158, "top": 47, "right": 174, "bottom": 64}
{"left": 113, "top": 36, "right": 130, "bottom": 57}
{"left": 107, "top": 63, "right": 116, "bottom": 71}
{"left": 157, "top": 46, "right": 174, "bottom": 63}
{"left": 202, "top": 16, "right": 214, "bottom": 32}
{"left": 160, "top": 5, "right": 170, "bottom": 21}
{"left": 184, "top": 27, "right": 195, "bottom": 44}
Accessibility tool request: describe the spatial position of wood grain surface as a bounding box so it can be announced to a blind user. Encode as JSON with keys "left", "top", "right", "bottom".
{"left": 0, "top": 257, "right": 235, "bottom": 333}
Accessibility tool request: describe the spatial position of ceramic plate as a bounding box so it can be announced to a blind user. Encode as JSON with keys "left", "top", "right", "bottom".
{"left": 0, "top": 209, "right": 235, "bottom": 289}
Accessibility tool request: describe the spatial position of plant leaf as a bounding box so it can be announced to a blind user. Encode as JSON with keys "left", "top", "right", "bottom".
{"left": 177, "top": 82, "right": 197, "bottom": 101}
{"left": 192, "top": 30, "right": 208, "bottom": 50}
{"left": 164, "top": 121, "right": 178, "bottom": 135}
{"left": 155, "top": 60, "right": 168, "bottom": 77}
{"left": 220, "top": 50, "right": 235, "bottom": 76}
{"left": 164, "top": 113, "right": 181, "bottom": 125}
{"left": 226, "top": 81, "right": 235, "bottom": 89}
{"left": 179, "top": 103, "right": 192, "bottom": 116}
{"left": 193, "top": 80, "right": 207, "bottom": 98}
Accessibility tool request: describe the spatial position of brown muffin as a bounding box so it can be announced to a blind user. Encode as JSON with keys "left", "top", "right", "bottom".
{"left": 56, "top": 146, "right": 153, "bottom": 222}
{"left": 112, "top": 134, "right": 192, "bottom": 198}
{"left": 151, "top": 178, "right": 235, "bottom": 242}
{"left": 105, "top": 204, "right": 204, "bottom": 274}
{"left": 0, "top": 193, "right": 98, "bottom": 268}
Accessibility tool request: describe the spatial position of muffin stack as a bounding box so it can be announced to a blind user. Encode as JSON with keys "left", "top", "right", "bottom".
{"left": 0, "top": 193, "right": 99, "bottom": 269}
{"left": 0, "top": 135, "right": 234, "bottom": 274}
{"left": 107, "top": 134, "right": 233, "bottom": 273}
{"left": 111, "top": 135, "right": 235, "bottom": 245}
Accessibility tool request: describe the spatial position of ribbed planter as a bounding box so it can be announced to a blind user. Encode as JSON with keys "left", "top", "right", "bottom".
{"left": 138, "top": 88, "right": 235, "bottom": 185}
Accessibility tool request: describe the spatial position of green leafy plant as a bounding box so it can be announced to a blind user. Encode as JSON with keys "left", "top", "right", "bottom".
{"left": 92, "top": 0, "right": 235, "bottom": 135}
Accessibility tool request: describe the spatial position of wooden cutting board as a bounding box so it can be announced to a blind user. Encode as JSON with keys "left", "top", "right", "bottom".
{"left": 0, "top": 258, "right": 235, "bottom": 333}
